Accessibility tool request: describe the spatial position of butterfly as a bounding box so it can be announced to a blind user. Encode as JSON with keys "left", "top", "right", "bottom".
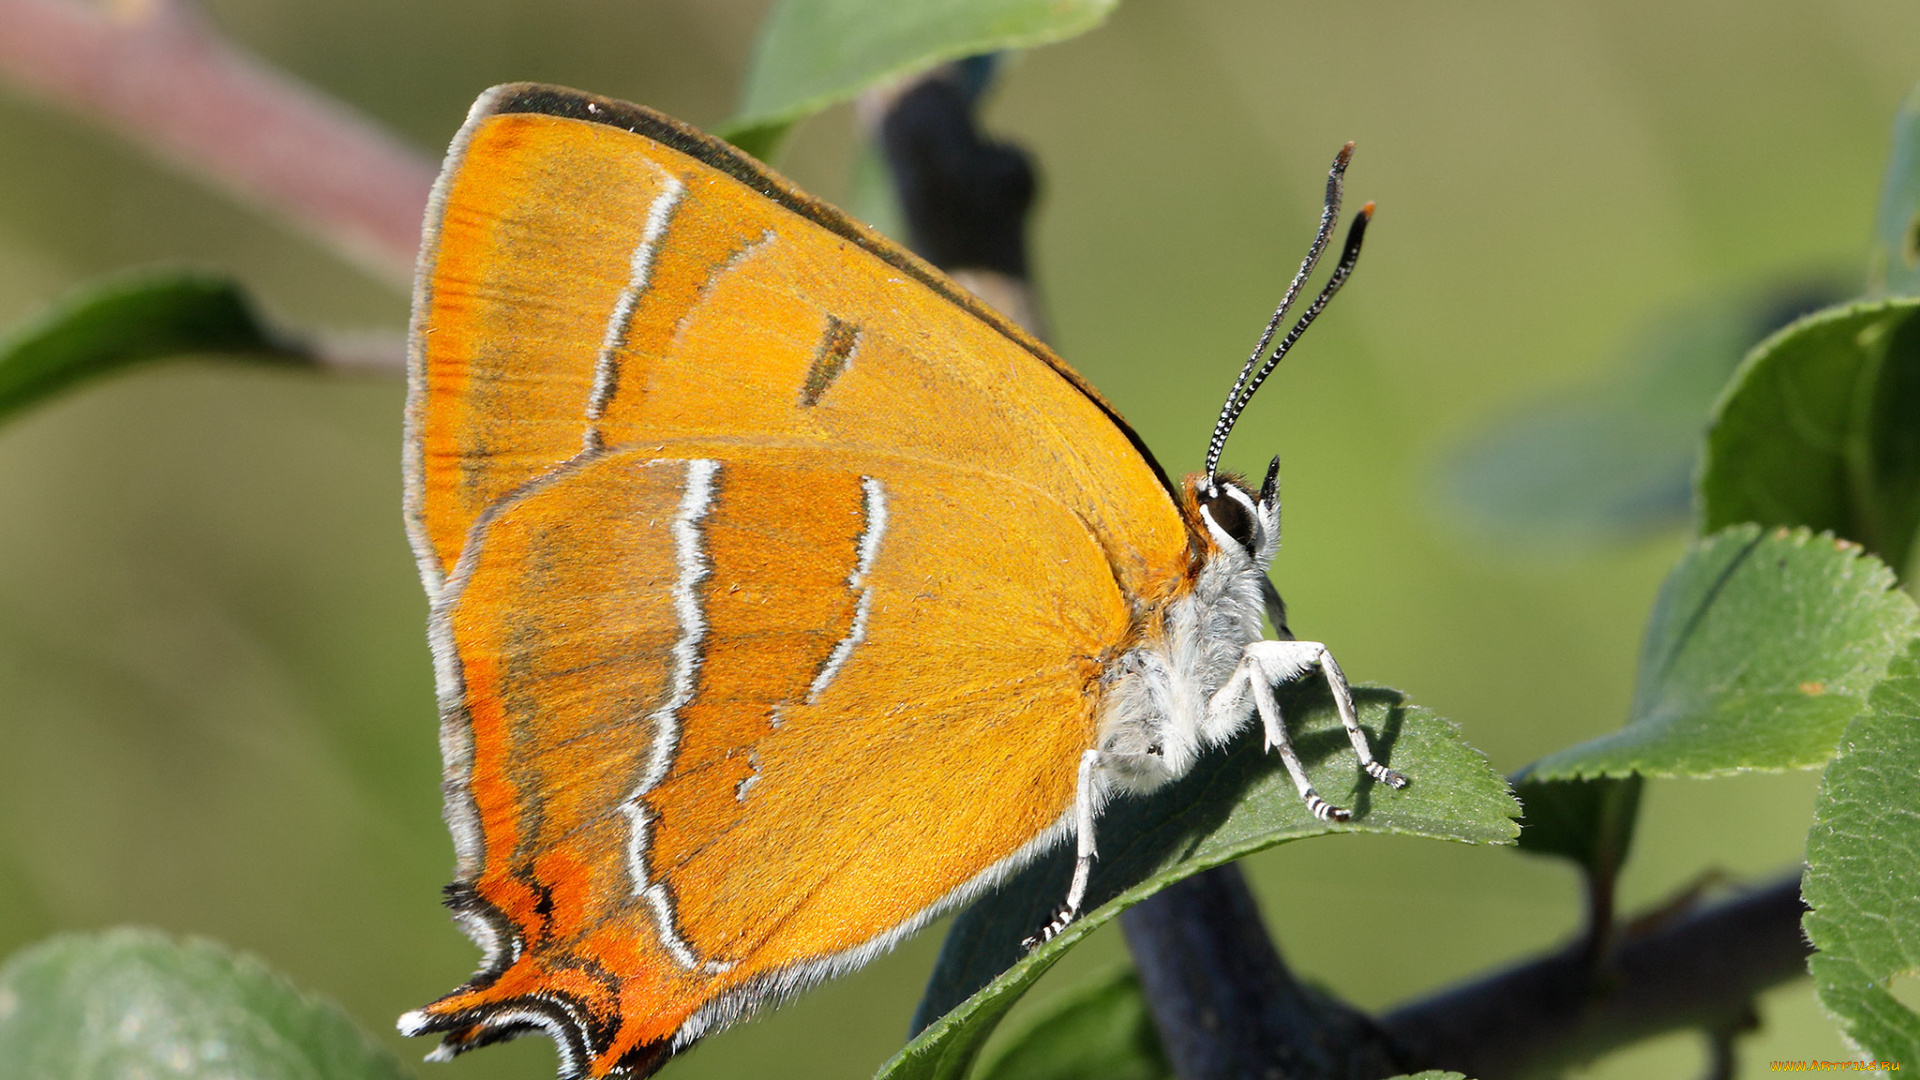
{"left": 397, "top": 82, "right": 1404, "bottom": 1079}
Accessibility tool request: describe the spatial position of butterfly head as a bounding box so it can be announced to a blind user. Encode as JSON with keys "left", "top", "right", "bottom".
{"left": 1188, "top": 458, "right": 1280, "bottom": 564}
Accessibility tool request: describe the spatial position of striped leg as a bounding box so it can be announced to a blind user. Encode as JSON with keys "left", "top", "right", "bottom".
{"left": 1214, "top": 640, "right": 1406, "bottom": 823}
{"left": 1024, "top": 748, "right": 1155, "bottom": 950}
{"left": 1296, "top": 644, "right": 1407, "bottom": 790}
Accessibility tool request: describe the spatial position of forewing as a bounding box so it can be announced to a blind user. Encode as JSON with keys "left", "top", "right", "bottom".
{"left": 413, "top": 445, "right": 1129, "bottom": 1072}
{"left": 405, "top": 83, "right": 1186, "bottom": 602}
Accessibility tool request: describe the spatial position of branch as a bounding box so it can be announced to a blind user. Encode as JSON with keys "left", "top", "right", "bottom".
{"left": 307, "top": 328, "right": 407, "bottom": 374}
{"left": 0, "top": 0, "right": 436, "bottom": 288}
{"left": 1120, "top": 866, "right": 1410, "bottom": 1080}
{"left": 1380, "top": 871, "right": 1810, "bottom": 1080}
{"left": 859, "top": 58, "right": 1046, "bottom": 339}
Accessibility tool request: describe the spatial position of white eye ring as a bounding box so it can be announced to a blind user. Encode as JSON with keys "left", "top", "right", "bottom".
{"left": 1200, "top": 485, "right": 1262, "bottom": 554}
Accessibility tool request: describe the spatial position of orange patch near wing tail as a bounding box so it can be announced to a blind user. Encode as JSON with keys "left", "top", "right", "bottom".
{"left": 407, "top": 949, "right": 677, "bottom": 1078}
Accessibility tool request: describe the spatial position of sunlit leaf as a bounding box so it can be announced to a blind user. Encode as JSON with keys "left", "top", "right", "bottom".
{"left": 0, "top": 928, "right": 410, "bottom": 1080}
{"left": 972, "top": 965, "right": 1168, "bottom": 1080}
{"left": 0, "top": 270, "right": 311, "bottom": 428}
{"left": 1528, "top": 526, "right": 1918, "bottom": 780}
{"left": 883, "top": 684, "right": 1519, "bottom": 1080}
{"left": 723, "top": 0, "right": 1119, "bottom": 156}
{"left": 1803, "top": 638, "right": 1920, "bottom": 1060}
{"left": 1700, "top": 298, "right": 1920, "bottom": 576}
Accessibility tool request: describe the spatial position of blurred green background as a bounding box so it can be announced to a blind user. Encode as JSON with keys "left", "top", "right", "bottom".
{"left": 1, "top": 0, "right": 1912, "bottom": 1076}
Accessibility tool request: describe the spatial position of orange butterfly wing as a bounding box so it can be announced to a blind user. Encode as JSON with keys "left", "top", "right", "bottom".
{"left": 403, "top": 84, "right": 1193, "bottom": 1075}
{"left": 406, "top": 84, "right": 1185, "bottom": 599}
{"left": 420, "top": 444, "right": 1128, "bottom": 1070}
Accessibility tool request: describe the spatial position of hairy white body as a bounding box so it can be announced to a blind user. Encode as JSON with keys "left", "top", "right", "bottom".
{"left": 1031, "top": 479, "right": 1404, "bottom": 942}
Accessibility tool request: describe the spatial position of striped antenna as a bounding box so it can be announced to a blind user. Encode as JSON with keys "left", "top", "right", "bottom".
{"left": 1203, "top": 144, "right": 1371, "bottom": 490}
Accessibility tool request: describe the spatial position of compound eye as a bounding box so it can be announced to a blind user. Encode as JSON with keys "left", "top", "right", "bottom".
{"left": 1198, "top": 488, "right": 1257, "bottom": 553}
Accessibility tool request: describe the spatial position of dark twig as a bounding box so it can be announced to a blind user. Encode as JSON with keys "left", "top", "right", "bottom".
{"left": 0, "top": 0, "right": 436, "bottom": 289}
{"left": 1121, "top": 866, "right": 1409, "bottom": 1080}
{"left": 1380, "top": 872, "right": 1809, "bottom": 1080}
{"left": 1701, "top": 1001, "right": 1761, "bottom": 1080}
{"left": 859, "top": 59, "right": 1045, "bottom": 339}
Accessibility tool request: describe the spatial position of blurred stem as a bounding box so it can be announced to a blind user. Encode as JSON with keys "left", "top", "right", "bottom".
{"left": 1700, "top": 1001, "right": 1761, "bottom": 1080}
{"left": 1119, "top": 866, "right": 1408, "bottom": 1080}
{"left": 307, "top": 328, "right": 407, "bottom": 373}
{"left": 1380, "top": 872, "right": 1808, "bottom": 1080}
{"left": 858, "top": 59, "right": 1046, "bottom": 340}
{"left": 0, "top": 0, "right": 435, "bottom": 289}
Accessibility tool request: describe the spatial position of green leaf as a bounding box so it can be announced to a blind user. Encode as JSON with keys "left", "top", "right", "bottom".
{"left": 884, "top": 684, "right": 1519, "bottom": 1080}
{"left": 1700, "top": 297, "right": 1920, "bottom": 575}
{"left": 973, "top": 965, "right": 1169, "bottom": 1080}
{"left": 1869, "top": 81, "right": 1920, "bottom": 299}
{"left": 1511, "top": 773, "right": 1642, "bottom": 885}
{"left": 724, "top": 0, "right": 1119, "bottom": 147}
{"left": 1436, "top": 284, "right": 1840, "bottom": 545}
{"left": 0, "top": 270, "right": 312, "bottom": 428}
{"left": 0, "top": 928, "right": 410, "bottom": 1080}
{"left": 1382, "top": 1074, "right": 1469, "bottom": 1080}
{"left": 1528, "top": 526, "right": 1918, "bottom": 781}
{"left": 1803, "top": 638, "right": 1920, "bottom": 1060}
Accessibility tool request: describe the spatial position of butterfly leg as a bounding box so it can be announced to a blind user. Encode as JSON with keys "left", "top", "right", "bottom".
{"left": 1023, "top": 747, "right": 1152, "bottom": 950}
{"left": 1293, "top": 643, "right": 1408, "bottom": 792}
{"left": 1219, "top": 641, "right": 1407, "bottom": 823}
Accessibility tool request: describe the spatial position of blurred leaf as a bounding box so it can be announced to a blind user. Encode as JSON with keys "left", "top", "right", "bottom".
{"left": 0, "top": 270, "right": 312, "bottom": 428}
{"left": 884, "top": 683, "right": 1519, "bottom": 1080}
{"left": 1529, "top": 526, "right": 1917, "bottom": 781}
{"left": 1802, "top": 638, "right": 1920, "bottom": 1061}
{"left": 1869, "top": 81, "right": 1920, "bottom": 298}
{"left": 1700, "top": 297, "right": 1920, "bottom": 575}
{"left": 1382, "top": 1074, "right": 1469, "bottom": 1080}
{"left": 1437, "top": 283, "right": 1840, "bottom": 545}
{"left": 723, "top": 0, "right": 1119, "bottom": 153}
{"left": 846, "top": 136, "right": 909, "bottom": 241}
{"left": 972, "top": 965, "right": 1168, "bottom": 1080}
{"left": 0, "top": 928, "right": 410, "bottom": 1080}
{"left": 1511, "top": 772, "right": 1642, "bottom": 886}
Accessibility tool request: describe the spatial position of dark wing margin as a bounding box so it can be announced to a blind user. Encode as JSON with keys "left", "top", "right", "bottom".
{"left": 475, "top": 81, "right": 1181, "bottom": 511}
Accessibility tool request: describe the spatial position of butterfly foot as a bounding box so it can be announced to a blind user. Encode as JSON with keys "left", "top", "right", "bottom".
{"left": 1021, "top": 905, "right": 1078, "bottom": 951}
{"left": 1303, "top": 791, "right": 1351, "bottom": 823}
{"left": 1366, "top": 762, "right": 1408, "bottom": 789}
